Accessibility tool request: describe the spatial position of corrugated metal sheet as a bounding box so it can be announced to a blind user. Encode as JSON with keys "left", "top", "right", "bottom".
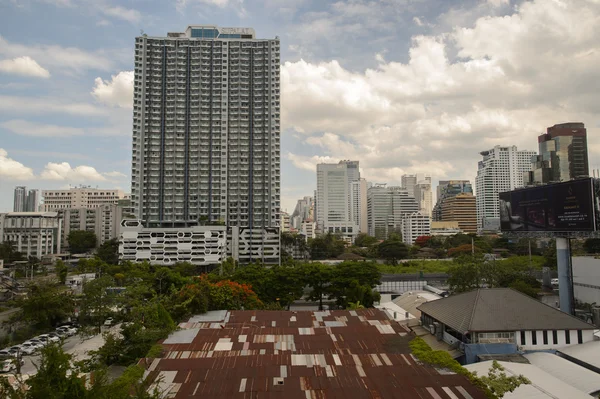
{"left": 142, "top": 309, "right": 487, "bottom": 398}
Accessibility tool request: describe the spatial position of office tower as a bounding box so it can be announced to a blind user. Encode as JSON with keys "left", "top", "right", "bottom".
{"left": 290, "top": 196, "right": 313, "bottom": 229}
{"left": 401, "top": 174, "right": 422, "bottom": 197}
{"left": 525, "top": 122, "right": 589, "bottom": 185}
{"left": 60, "top": 204, "right": 128, "bottom": 249}
{"left": 13, "top": 186, "right": 26, "bottom": 212}
{"left": 41, "top": 187, "right": 125, "bottom": 211}
{"left": 433, "top": 180, "right": 473, "bottom": 221}
{"left": 441, "top": 193, "right": 477, "bottom": 234}
{"left": 130, "top": 26, "right": 280, "bottom": 264}
{"left": 316, "top": 161, "right": 360, "bottom": 242}
{"left": 413, "top": 178, "right": 432, "bottom": 218}
{"left": 367, "top": 185, "right": 420, "bottom": 240}
{"left": 26, "top": 189, "right": 39, "bottom": 212}
{"left": 350, "top": 178, "right": 368, "bottom": 233}
{"left": 401, "top": 213, "right": 430, "bottom": 245}
{"left": 476, "top": 145, "right": 536, "bottom": 232}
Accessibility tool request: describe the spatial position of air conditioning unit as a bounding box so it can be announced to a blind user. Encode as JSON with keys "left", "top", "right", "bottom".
{"left": 429, "top": 324, "right": 435, "bottom": 334}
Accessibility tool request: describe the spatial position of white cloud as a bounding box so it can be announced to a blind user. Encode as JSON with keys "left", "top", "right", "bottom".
{"left": 91, "top": 71, "right": 134, "bottom": 108}
{"left": 413, "top": 16, "right": 424, "bottom": 27}
{"left": 0, "top": 56, "right": 50, "bottom": 78}
{"left": 0, "top": 95, "right": 107, "bottom": 116}
{"left": 0, "top": 119, "right": 83, "bottom": 137}
{"left": 487, "top": 0, "right": 509, "bottom": 7}
{"left": 101, "top": 6, "right": 142, "bottom": 23}
{"left": 282, "top": 0, "right": 600, "bottom": 187}
{"left": 0, "top": 148, "right": 34, "bottom": 180}
{"left": 285, "top": 153, "right": 340, "bottom": 172}
{"left": 40, "top": 162, "right": 107, "bottom": 182}
{"left": 104, "top": 171, "right": 126, "bottom": 178}
{"left": 176, "top": 0, "right": 246, "bottom": 16}
{"left": 0, "top": 35, "right": 115, "bottom": 72}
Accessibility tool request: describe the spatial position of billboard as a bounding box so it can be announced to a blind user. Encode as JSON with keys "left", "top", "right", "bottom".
{"left": 499, "top": 178, "right": 596, "bottom": 232}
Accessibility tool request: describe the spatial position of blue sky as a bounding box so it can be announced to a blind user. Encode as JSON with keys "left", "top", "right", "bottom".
{"left": 1, "top": 0, "right": 599, "bottom": 213}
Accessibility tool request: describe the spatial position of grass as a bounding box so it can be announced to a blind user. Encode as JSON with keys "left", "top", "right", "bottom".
{"left": 377, "top": 260, "right": 453, "bottom": 274}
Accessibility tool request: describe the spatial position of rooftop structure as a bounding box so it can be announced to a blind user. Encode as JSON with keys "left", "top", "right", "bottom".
{"left": 558, "top": 340, "right": 600, "bottom": 374}
{"left": 141, "top": 309, "right": 487, "bottom": 398}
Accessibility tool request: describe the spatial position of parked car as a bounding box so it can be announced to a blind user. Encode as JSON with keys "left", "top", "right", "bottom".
{"left": 19, "top": 343, "right": 39, "bottom": 355}
{"left": 0, "top": 350, "right": 12, "bottom": 358}
{"left": 57, "top": 326, "right": 77, "bottom": 336}
{"left": 0, "top": 358, "right": 23, "bottom": 373}
{"left": 104, "top": 318, "right": 114, "bottom": 327}
{"left": 37, "top": 334, "right": 59, "bottom": 344}
{"left": 551, "top": 278, "right": 559, "bottom": 288}
{"left": 48, "top": 332, "right": 64, "bottom": 340}
{"left": 26, "top": 339, "right": 47, "bottom": 347}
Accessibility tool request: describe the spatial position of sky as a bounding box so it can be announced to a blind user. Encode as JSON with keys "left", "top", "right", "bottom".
{"left": 0, "top": 0, "right": 599, "bottom": 214}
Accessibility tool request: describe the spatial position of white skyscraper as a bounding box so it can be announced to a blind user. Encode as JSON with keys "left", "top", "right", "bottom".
{"left": 350, "top": 178, "right": 368, "bottom": 233}
{"left": 13, "top": 186, "right": 26, "bottom": 212}
{"left": 413, "top": 177, "right": 432, "bottom": 218}
{"left": 476, "top": 145, "right": 536, "bottom": 232}
{"left": 129, "top": 25, "right": 281, "bottom": 264}
{"left": 367, "top": 185, "right": 420, "bottom": 240}
{"left": 316, "top": 161, "right": 360, "bottom": 241}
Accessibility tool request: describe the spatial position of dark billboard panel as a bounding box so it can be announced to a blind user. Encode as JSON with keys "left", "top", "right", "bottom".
{"left": 499, "top": 178, "right": 596, "bottom": 232}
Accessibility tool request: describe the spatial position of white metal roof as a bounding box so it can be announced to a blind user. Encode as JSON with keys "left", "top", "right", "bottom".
{"left": 524, "top": 352, "right": 600, "bottom": 395}
{"left": 376, "top": 302, "right": 416, "bottom": 322}
{"left": 464, "top": 361, "right": 592, "bottom": 399}
{"left": 558, "top": 340, "right": 600, "bottom": 370}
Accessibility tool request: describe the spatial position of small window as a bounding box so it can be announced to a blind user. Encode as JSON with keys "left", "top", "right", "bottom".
{"left": 532, "top": 331, "right": 537, "bottom": 345}
{"left": 565, "top": 330, "right": 571, "bottom": 344}
{"left": 577, "top": 330, "right": 583, "bottom": 344}
{"left": 552, "top": 330, "right": 558, "bottom": 345}
{"left": 520, "top": 331, "right": 526, "bottom": 345}
{"left": 543, "top": 330, "right": 548, "bottom": 345}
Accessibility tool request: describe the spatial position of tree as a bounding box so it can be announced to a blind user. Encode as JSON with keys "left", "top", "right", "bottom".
{"left": 13, "top": 281, "right": 74, "bottom": 330}
{"left": 55, "top": 260, "right": 68, "bottom": 285}
{"left": 96, "top": 238, "right": 119, "bottom": 265}
{"left": 309, "top": 233, "right": 345, "bottom": 260}
{"left": 79, "top": 276, "right": 117, "bottom": 331}
{"left": 509, "top": 280, "right": 539, "bottom": 298}
{"left": 583, "top": 238, "right": 600, "bottom": 254}
{"left": 300, "top": 263, "right": 333, "bottom": 310}
{"left": 354, "top": 233, "right": 378, "bottom": 248}
{"left": 414, "top": 236, "right": 432, "bottom": 248}
{"left": 447, "top": 244, "right": 481, "bottom": 257}
{"left": 0, "top": 241, "right": 24, "bottom": 263}
{"left": 447, "top": 255, "right": 486, "bottom": 293}
{"left": 68, "top": 230, "right": 97, "bottom": 254}
{"left": 328, "top": 262, "right": 381, "bottom": 308}
{"left": 378, "top": 237, "right": 409, "bottom": 265}
{"left": 476, "top": 360, "right": 530, "bottom": 398}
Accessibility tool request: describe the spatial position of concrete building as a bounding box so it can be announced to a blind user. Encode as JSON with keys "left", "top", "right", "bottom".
{"left": 316, "top": 161, "right": 360, "bottom": 241}
{"left": 119, "top": 219, "right": 226, "bottom": 268}
{"left": 60, "top": 204, "right": 128, "bottom": 249}
{"left": 13, "top": 187, "right": 39, "bottom": 212}
{"left": 525, "top": 122, "right": 589, "bottom": 185}
{"left": 367, "top": 185, "right": 419, "bottom": 240}
{"left": 0, "top": 212, "right": 62, "bottom": 258}
{"left": 279, "top": 211, "right": 290, "bottom": 232}
{"left": 290, "top": 196, "right": 313, "bottom": 230}
{"left": 433, "top": 180, "right": 472, "bottom": 221}
{"left": 413, "top": 177, "right": 432, "bottom": 218}
{"left": 441, "top": 193, "right": 477, "bottom": 234}
{"left": 476, "top": 146, "right": 536, "bottom": 232}
{"left": 401, "top": 212, "right": 431, "bottom": 246}
{"left": 418, "top": 288, "right": 595, "bottom": 364}
{"left": 41, "top": 187, "right": 125, "bottom": 211}
{"left": 401, "top": 174, "right": 422, "bottom": 197}
{"left": 299, "top": 220, "right": 316, "bottom": 241}
{"left": 130, "top": 25, "right": 280, "bottom": 264}
{"left": 572, "top": 257, "right": 600, "bottom": 307}
{"left": 350, "top": 178, "right": 368, "bottom": 233}
{"left": 430, "top": 221, "right": 463, "bottom": 236}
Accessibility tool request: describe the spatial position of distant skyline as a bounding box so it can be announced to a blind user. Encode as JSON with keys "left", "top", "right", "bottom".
{"left": 0, "top": 0, "right": 599, "bottom": 214}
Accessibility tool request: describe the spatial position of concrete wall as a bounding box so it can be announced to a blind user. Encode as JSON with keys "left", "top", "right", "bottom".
{"left": 572, "top": 257, "right": 600, "bottom": 305}
{"left": 517, "top": 329, "right": 594, "bottom": 350}
{"left": 464, "top": 343, "right": 518, "bottom": 364}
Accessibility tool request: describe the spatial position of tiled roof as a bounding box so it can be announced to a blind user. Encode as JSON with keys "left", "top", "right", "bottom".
{"left": 140, "top": 309, "right": 486, "bottom": 398}
{"left": 417, "top": 288, "right": 595, "bottom": 333}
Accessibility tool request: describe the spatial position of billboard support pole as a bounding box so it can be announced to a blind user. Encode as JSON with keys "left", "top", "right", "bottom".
{"left": 556, "top": 237, "right": 574, "bottom": 315}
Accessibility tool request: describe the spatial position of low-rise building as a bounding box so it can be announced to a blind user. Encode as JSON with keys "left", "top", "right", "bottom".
{"left": 401, "top": 212, "right": 430, "bottom": 245}
{"left": 0, "top": 212, "right": 62, "bottom": 258}
{"left": 430, "top": 221, "right": 463, "bottom": 236}
{"left": 418, "top": 288, "right": 595, "bottom": 364}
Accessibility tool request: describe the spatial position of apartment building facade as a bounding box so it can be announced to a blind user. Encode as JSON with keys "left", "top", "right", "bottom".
{"left": 41, "top": 187, "right": 125, "bottom": 211}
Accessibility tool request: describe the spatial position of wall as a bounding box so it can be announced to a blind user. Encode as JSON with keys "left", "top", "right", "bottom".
{"left": 572, "top": 257, "right": 600, "bottom": 305}
{"left": 464, "top": 343, "right": 518, "bottom": 364}
{"left": 517, "top": 329, "right": 594, "bottom": 350}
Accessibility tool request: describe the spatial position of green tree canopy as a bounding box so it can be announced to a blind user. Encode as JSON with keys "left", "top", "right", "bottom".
{"left": 354, "top": 233, "right": 379, "bottom": 248}
{"left": 68, "top": 230, "right": 97, "bottom": 254}
{"left": 309, "top": 233, "right": 345, "bottom": 260}
{"left": 0, "top": 241, "right": 24, "bottom": 263}
{"left": 13, "top": 281, "right": 74, "bottom": 330}
{"left": 583, "top": 238, "right": 600, "bottom": 254}
{"left": 378, "top": 237, "right": 409, "bottom": 265}
{"left": 95, "top": 238, "right": 119, "bottom": 265}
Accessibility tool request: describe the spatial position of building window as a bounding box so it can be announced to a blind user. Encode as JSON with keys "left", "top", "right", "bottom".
{"left": 565, "top": 330, "right": 570, "bottom": 344}
{"left": 577, "top": 330, "right": 583, "bottom": 344}
{"left": 552, "top": 330, "right": 558, "bottom": 345}
{"left": 531, "top": 331, "right": 537, "bottom": 345}
{"left": 543, "top": 330, "right": 548, "bottom": 345}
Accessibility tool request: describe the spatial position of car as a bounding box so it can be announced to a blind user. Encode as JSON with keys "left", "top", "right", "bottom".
{"left": 104, "top": 318, "right": 114, "bottom": 327}
{"left": 551, "top": 278, "right": 559, "bottom": 288}
{"left": 48, "top": 332, "right": 64, "bottom": 340}
{"left": 26, "top": 339, "right": 47, "bottom": 347}
{"left": 0, "top": 358, "right": 24, "bottom": 373}
{"left": 57, "top": 326, "right": 77, "bottom": 336}
{"left": 0, "top": 350, "right": 12, "bottom": 358}
{"left": 37, "top": 334, "right": 59, "bottom": 344}
{"left": 19, "top": 343, "right": 39, "bottom": 355}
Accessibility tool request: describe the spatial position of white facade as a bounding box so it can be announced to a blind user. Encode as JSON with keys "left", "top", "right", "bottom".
{"left": 414, "top": 177, "right": 432, "bottom": 218}
{"left": 316, "top": 161, "right": 360, "bottom": 241}
{"left": 475, "top": 145, "right": 536, "bottom": 231}
{"left": 401, "top": 213, "right": 431, "bottom": 245}
{"left": 119, "top": 219, "right": 226, "bottom": 266}
{"left": 514, "top": 329, "right": 594, "bottom": 351}
{"left": 14, "top": 187, "right": 39, "bottom": 212}
{"left": 60, "top": 204, "right": 126, "bottom": 248}
{"left": 42, "top": 187, "right": 125, "bottom": 211}
{"left": 350, "top": 178, "right": 368, "bottom": 233}
{"left": 0, "top": 212, "right": 62, "bottom": 258}
{"left": 572, "top": 257, "right": 600, "bottom": 305}
{"left": 367, "top": 185, "right": 419, "bottom": 240}
{"left": 131, "top": 26, "right": 280, "bottom": 264}
{"left": 280, "top": 211, "right": 290, "bottom": 232}
{"left": 300, "top": 221, "right": 316, "bottom": 241}
{"left": 290, "top": 196, "right": 313, "bottom": 230}
{"left": 401, "top": 174, "right": 422, "bottom": 197}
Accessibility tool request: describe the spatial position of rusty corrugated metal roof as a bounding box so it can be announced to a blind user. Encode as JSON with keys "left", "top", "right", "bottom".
{"left": 141, "top": 309, "right": 486, "bottom": 398}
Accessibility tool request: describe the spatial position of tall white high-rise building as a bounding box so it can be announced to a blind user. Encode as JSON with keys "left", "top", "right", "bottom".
{"left": 476, "top": 145, "right": 536, "bottom": 231}
{"left": 367, "top": 185, "right": 420, "bottom": 240}
{"left": 13, "top": 187, "right": 26, "bottom": 212}
{"left": 130, "top": 26, "right": 280, "bottom": 264}
{"left": 401, "top": 174, "right": 424, "bottom": 197}
{"left": 26, "top": 189, "right": 40, "bottom": 212}
{"left": 350, "top": 178, "right": 368, "bottom": 233}
{"left": 290, "top": 196, "right": 313, "bottom": 229}
{"left": 413, "top": 177, "right": 432, "bottom": 218}
{"left": 316, "top": 161, "right": 360, "bottom": 241}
